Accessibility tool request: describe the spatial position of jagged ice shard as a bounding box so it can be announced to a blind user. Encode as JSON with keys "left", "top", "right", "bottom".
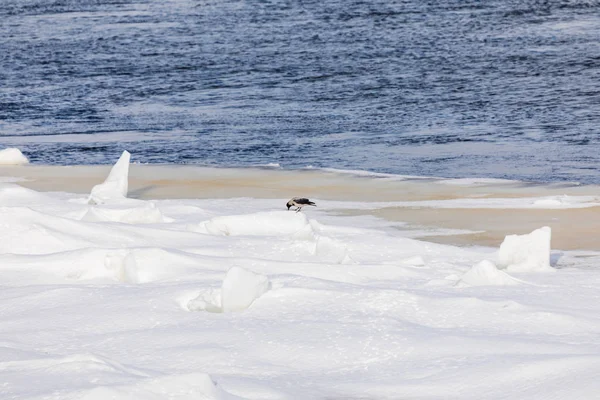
{"left": 88, "top": 151, "right": 131, "bottom": 204}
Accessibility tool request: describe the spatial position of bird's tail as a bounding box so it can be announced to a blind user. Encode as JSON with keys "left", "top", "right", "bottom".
{"left": 308, "top": 202, "right": 316, "bottom": 206}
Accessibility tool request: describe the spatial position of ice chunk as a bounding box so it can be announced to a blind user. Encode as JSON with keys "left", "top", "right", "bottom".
{"left": 202, "top": 211, "right": 310, "bottom": 236}
{"left": 188, "top": 267, "right": 270, "bottom": 313}
{"left": 457, "top": 260, "right": 520, "bottom": 287}
{"left": 89, "top": 151, "right": 130, "bottom": 204}
{"left": 0, "top": 147, "right": 29, "bottom": 165}
{"left": 497, "top": 226, "right": 552, "bottom": 272}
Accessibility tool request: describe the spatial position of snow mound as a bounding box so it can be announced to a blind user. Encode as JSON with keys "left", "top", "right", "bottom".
{"left": 81, "top": 373, "right": 244, "bottom": 400}
{"left": 5, "top": 249, "right": 119, "bottom": 283}
{"left": 89, "top": 151, "right": 130, "bottom": 204}
{"left": 0, "top": 184, "right": 58, "bottom": 207}
{"left": 0, "top": 206, "right": 94, "bottom": 254}
{"left": 0, "top": 352, "right": 244, "bottom": 400}
{"left": 456, "top": 260, "right": 520, "bottom": 287}
{"left": 0, "top": 247, "right": 200, "bottom": 284}
{"left": 103, "top": 248, "right": 196, "bottom": 283}
{"left": 0, "top": 147, "right": 29, "bottom": 165}
{"left": 201, "top": 211, "right": 310, "bottom": 236}
{"left": 188, "top": 267, "right": 270, "bottom": 313}
{"left": 0, "top": 352, "right": 150, "bottom": 394}
{"left": 82, "top": 203, "right": 167, "bottom": 224}
{"left": 498, "top": 226, "right": 553, "bottom": 272}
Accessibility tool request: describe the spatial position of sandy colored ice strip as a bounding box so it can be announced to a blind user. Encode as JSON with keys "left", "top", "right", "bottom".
{"left": 1, "top": 164, "right": 600, "bottom": 250}
{"left": 2, "top": 164, "right": 600, "bottom": 200}
{"left": 339, "top": 205, "right": 600, "bottom": 251}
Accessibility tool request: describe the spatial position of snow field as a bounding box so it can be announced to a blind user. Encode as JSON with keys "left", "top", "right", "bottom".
{"left": 1, "top": 151, "right": 600, "bottom": 399}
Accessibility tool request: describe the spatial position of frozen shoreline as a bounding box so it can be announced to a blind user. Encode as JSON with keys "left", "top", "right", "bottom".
{"left": 2, "top": 163, "right": 600, "bottom": 250}
{"left": 1, "top": 154, "right": 600, "bottom": 399}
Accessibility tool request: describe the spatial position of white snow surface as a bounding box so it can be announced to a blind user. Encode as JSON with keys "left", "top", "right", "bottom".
{"left": 2, "top": 159, "right": 600, "bottom": 399}
{"left": 0, "top": 147, "right": 29, "bottom": 165}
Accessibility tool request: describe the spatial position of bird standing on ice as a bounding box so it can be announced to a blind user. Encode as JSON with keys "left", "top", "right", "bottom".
{"left": 286, "top": 197, "right": 316, "bottom": 212}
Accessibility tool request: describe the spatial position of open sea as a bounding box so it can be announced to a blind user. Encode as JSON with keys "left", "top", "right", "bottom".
{"left": 1, "top": 0, "right": 600, "bottom": 183}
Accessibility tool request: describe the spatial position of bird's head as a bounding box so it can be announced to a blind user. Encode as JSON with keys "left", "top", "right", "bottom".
{"left": 286, "top": 200, "right": 293, "bottom": 210}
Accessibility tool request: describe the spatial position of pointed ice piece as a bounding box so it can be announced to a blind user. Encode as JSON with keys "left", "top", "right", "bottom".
{"left": 88, "top": 151, "right": 131, "bottom": 204}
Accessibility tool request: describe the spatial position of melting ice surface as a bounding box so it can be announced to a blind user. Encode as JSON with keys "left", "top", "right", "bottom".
{"left": 2, "top": 152, "right": 600, "bottom": 399}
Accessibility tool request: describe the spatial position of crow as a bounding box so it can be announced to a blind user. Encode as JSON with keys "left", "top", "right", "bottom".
{"left": 286, "top": 197, "right": 317, "bottom": 212}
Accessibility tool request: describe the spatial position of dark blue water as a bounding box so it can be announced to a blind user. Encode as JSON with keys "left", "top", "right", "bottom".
{"left": 1, "top": 0, "right": 600, "bottom": 183}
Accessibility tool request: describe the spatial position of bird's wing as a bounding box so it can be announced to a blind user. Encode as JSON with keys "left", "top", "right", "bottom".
{"left": 293, "top": 198, "right": 312, "bottom": 205}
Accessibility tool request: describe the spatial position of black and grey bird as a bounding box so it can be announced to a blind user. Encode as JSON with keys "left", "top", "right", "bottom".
{"left": 286, "top": 197, "right": 317, "bottom": 212}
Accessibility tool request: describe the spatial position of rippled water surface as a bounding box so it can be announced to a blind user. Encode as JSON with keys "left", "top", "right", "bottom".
{"left": 1, "top": 0, "right": 600, "bottom": 182}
